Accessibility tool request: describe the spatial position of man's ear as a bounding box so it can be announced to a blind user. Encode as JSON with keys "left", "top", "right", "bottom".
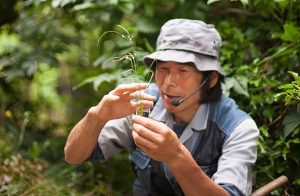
{"left": 208, "top": 71, "right": 219, "bottom": 88}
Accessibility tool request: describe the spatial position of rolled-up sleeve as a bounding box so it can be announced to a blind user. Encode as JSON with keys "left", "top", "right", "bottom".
{"left": 88, "top": 116, "right": 134, "bottom": 163}
{"left": 212, "top": 118, "right": 259, "bottom": 196}
{"left": 219, "top": 183, "right": 245, "bottom": 196}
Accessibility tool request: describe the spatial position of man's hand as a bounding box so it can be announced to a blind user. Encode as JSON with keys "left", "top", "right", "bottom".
{"left": 94, "top": 83, "right": 156, "bottom": 122}
{"left": 131, "top": 115, "right": 183, "bottom": 164}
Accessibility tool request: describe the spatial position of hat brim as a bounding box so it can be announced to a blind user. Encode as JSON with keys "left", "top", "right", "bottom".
{"left": 144, "top": 50, "right": 226, "bottom": 76}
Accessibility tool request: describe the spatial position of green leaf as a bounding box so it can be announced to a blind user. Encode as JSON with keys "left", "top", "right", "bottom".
{"left": 240, "top": 0, "right": 249, "bottom": 5}
{"left": 293, "top": 178, "right": 300, "bottom": 186}
{"left": 93, "top": 72, "right": 121, "bottom": 91}
{"left": 233, "top": 77, "right": 249, "bottom": 97}
{"left": 279, "top": 83, "right": 294, "bottom": 89}
{"left": 282, "top": 112, "right": 300, "bottom": 138}
{"left": 0, "top": 31, "right": 19, "bottom": 56}
{"left": 52, "top": 0, "right": 76, "bottom": 8}
{"left": 136, "top": 18, "right": 159, "bottom": 33}
{"left": 274, "top": 92, "right": 284, "bottom": 102}
{"left": 28, "top": 141, "right": 40, "bottom": 160}
{"left": 93, "top": 56, "right": 108, "bottom": 67}
{"left": 281, "top": 23, "right": 300, "bottom": 42}
{"left": 207, "top": 0, "right": 248, "bottom": 6}
{"left": 72, "top": 2, "right": 95, "bottom": 11}
{"left": 73, "top": 72, "right": 122, "bottom": 91}
{"left": 207, "top": 0, "right": 220, "bottom": 4}
{"left": 284, "top": 95, "right": 292, "bottom": 104}
{"left": 288, "top": 71, "right": 299, "bottom": 81}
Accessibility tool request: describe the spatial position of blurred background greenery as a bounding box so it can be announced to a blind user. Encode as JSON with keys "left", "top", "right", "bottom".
{"left": 0, "top": 0, "right": 299, "bottom": 195}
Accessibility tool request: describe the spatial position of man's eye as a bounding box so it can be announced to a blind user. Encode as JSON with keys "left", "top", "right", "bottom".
{"left": 158, "top": 67, "right": 168, "bottom": 71}
{"left": 180, "top": 69, "right": 189, "bottom": 73}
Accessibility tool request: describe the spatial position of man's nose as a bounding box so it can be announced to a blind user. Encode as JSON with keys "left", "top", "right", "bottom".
{"left": 165, "top": 72, "right": 179, "bottom": 86}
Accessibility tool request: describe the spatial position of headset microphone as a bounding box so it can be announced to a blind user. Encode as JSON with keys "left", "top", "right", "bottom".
{"left": 171, "top": 77, "right": 209, "bottom": 107}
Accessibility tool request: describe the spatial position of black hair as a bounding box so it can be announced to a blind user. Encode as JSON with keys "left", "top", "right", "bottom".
{"left": 200, "top": 71, "right": 225, "bottom": 103}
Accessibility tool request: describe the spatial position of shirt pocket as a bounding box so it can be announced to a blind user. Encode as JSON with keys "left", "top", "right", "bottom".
{"left": 131, "top": 149, "right": 151, "bottom": 170}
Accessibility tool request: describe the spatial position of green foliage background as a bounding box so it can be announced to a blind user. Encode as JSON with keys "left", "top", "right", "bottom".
{"left": 0, "top": 0, "right": 299, "bottom": 195}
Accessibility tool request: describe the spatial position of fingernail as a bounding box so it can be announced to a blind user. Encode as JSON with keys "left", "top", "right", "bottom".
{"left": 132, "top": 115, "right": 137, "bottom": 120}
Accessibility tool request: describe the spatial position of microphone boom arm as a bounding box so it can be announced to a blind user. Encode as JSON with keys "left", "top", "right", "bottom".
{"left": 171, "top": 77, "right": 209, "bottom": 106}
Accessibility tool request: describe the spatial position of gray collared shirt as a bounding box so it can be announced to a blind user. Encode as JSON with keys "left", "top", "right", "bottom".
{"left": 95, "top": 97, "right": 259, "bottom": 195}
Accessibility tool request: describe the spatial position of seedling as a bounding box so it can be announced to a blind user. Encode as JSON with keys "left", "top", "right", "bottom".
{"left": 98, "top": 25, "right": 154, "bottom": 116}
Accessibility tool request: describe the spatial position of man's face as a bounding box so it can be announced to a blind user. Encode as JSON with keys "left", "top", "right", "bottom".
{"left": 155, "top": 61, "right": 204, "bottom": 115}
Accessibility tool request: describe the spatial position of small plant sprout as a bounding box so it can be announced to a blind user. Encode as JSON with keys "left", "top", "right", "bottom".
{"left": 97, "top": 25, "right": 133, "bottom": 47}
{"left": 98, "top": 25, "right": 154, "bottom": 116}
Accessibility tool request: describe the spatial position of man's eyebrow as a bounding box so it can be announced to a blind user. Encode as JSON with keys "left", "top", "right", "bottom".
{"left": 178, "top": 62, "right": 194, "bottom": 66}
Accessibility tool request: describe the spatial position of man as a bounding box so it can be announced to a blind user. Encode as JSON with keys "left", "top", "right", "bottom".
{"left": 64, "top": 19, "right": 259, "bottom": 196}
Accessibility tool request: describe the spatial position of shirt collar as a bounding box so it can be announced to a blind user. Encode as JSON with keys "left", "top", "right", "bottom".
{"left": 149, "top": 97, "right": 209, "bottom": 131}
{"left": 188, "top": 102, "right": 209, "bottom": 131}
{"left": 149, "top": 98, "right": 172, "bottom": 125}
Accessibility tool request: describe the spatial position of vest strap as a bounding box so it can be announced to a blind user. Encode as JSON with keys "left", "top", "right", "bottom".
{"left": 136, "top": 164, "right": 152, "bottom": 193}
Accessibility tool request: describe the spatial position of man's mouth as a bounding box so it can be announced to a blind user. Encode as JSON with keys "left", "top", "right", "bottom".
{"left": 164, "top": 93, "right": 180, "bottom": 101}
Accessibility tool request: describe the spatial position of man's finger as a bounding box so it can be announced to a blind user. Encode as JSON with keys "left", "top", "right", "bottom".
{"left": 110, "top": 83, "right": 149, "bottom": 95}
{"left": 130, "top": 92, "right": 157, "bottom": 101}
{"left": 132, "top": 129, "right": 156, "bottom": 149}
{"left": 132, "top": 123, "right": 160, "bottom": 144}
{"left": 131, "top": 115, "right": 164, "bottom": 134}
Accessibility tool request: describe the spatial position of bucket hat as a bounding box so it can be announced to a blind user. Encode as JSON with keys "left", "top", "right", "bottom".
{"left": 144, "top": 19, "right": 226, "bottom": 76}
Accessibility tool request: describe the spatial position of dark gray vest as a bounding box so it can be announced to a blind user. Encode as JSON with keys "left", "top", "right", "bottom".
{"left": 131, "top": 83, "right": 249, "bottom": 195}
